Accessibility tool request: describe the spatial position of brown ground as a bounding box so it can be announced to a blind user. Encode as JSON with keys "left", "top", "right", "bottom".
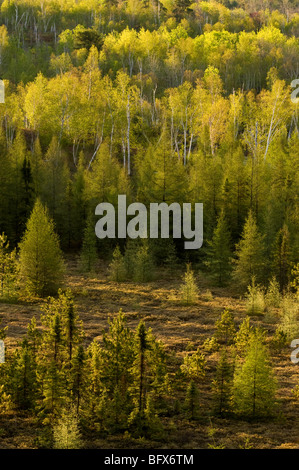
{"left": 0, "top": 257, "right": 298, "bottom": 449}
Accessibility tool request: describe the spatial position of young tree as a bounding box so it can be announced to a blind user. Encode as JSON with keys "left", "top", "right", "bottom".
{"left": 0, "top": 233, "right": 17, "bottom": 299}
{"left": 134, "top": 242, "right": 155, "bottom": 282}
{"left": 18, "top": 199, "right": 65, "bottom": 297}
{"left": 109, "top": 246, "right": 126, "bottom": 282}
{"left": 232, "top": 329, "right": 277, "bottom": 418}
{"left": 184, "top": 380, "right": 200, "bottom": 420}
{"left": 206, "top": 211, "right": 232, "bottom": 286}
{"left": 233, "top": 210, "right": 266, "bottom": 289}
{"left": 214, "top": 309, "right": 236, "bottom": 345}
{"left": 179, "top": 263, "right": 198, "bottom": 305}
{"left": 273, "top": 224, "right": 292, "bottom": 292}
{"left": 53, "top": 405, "right": 82, "bottom": 449}
{"left": 212, "top": 349, "right": 233, "bottom": 417}
{"left": 79, "top": 212, "right": 98, "bottom": 272}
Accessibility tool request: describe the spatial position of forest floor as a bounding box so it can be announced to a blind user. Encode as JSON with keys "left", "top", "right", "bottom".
{"left": 0, "top": 257, "right": 299, "bottom": 449}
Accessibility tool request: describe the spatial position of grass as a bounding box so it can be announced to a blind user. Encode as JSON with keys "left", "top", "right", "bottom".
{"left": 0, "top": 257, "right": 298, "bottom": 449}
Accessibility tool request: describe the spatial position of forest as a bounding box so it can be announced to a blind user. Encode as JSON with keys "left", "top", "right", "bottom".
{"left": 0, "top": 0, "right": 298, "bottom": 450}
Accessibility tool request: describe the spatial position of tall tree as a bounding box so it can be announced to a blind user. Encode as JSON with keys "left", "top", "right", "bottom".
{"left": 18, "top": 199, "right": 65, "bottom": 297}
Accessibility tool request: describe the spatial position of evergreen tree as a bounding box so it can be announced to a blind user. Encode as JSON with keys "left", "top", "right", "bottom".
{"left": 212, "top": 349, "right": 233, "bottom": 416}
{"left": 0, "top": 233, "right": 17, "bottom": 299}
{"left": 10, "top": 339, "right": 38, "bottom": 410}
{"left": 109, "top": 245, "right": 126, "bottom": 282}
{"left": 53, "top": 405, "right": 82, "bottom": 449}
{"left": 18, "top": 199, "right": 65, "bottom": 297}
{"left": 233, "top": 210, "right": 266, "bottom": 289}
{"left": 232, "top": 329, "right": 277, "bottom": 418}
{"left": 179, "top": 263, "right": 198, "bottom": 305}
{"left": 184, "top": 380, "right": 200, "bottom": 420}
{"left": 206, "top": 211, "right": 232, "bottom": 286}
{"left": 214, "top": 309, "right": 236, "bottom": 345}
{"left": 134, "top": 242, "right": 155, "bottom": 282}
{"left": 79, "top": 212, "right": 97, "bottom": 272}
{"left": 273, "top": 224, "right": 292, "bottom": 292}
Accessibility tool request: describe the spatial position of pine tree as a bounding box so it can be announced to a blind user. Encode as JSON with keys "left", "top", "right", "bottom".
{"left": 232, "top": 329, "right": 277, "bottom": 418}
{"left": 184, "top": 380, "right": 200, "bottom": 420}
{"left": 245, "top": 277, "right": 265, "bottom": 316}
{"left": 134, "top": 242, "right": 155, "bottom": 282}
{"left": 233, "top": 210, "right": 266, "bottom": 289}
{"left": 214, "top": 309, "right": 236, "bottom": 345}
{"left": 10, "top": 339, "right": 38, "bottom": 410}
{"left": 273, "top": 224, "right": 292, "bottom": 292}
{"left": 53, "top": 405, "right": 82, "bottom": 449}
{"left": 0, "top": 233, "right": 17, "bottom": 299}
{"left": 79, "top": 212, "right": 97, "bottom": 272}
{"left": 180, "top": 347, "right": 206, "bottom": 381}
{"left": 109, "top": 245, "right": 126, "bottom": 282}
{"left": 207, "top": 211, "right": 232, "bottom": 286}
{"left": 179, "top": 263, "right": 198, "bottom": 305}
{"left": 18, "top": 199, "right": 65, "bottom": 297}
{"left": 212, "top": 349, "right": 233, "bottom": 416}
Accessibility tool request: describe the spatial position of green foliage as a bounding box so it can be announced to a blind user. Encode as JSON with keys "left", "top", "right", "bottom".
{"left": 212, "top": 349, "right": 233, "bottom": 416}
{"left": 79, "top": 212, "right": 98, "bottom": 273}
{"left": 18, "top": 199, "right": 65, "bottom": 297}
{"left": 214, "top": 309, "right": 236, "bottom": 345}
{"left": 232, "top": 329, "right": 277, "bottom": 418}
{"left": 179, "top": 263, "right": 198, "bottom": 305}
{"left": 0, "top": 233, "right": 17, "bottom": 300}
{"left": 245, "top": 277, "right": 265, "bottom": 316}
{"left": 53, "top": 406, "right": 82, "bottom": 449}
{"left": 109, "top": 246, "right": 126, "bottom": 282}
{"left": 184, "top": 380, "right": 200, "bottom": 420}
{"left": 206, "top": 211, "right": 232, "bottom": 286}
{"left": 233, "top": 211, "right": 266, "bottom": 289}
{"left": 180, "top": 348, "right": 206, "bottom": 380}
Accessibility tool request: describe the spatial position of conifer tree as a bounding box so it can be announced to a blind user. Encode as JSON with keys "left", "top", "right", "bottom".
{"left": 180, "top": 348, "right": 206, "bottom": 381}
{"left": 212, "top": 349, "right": 233, "bottom": 416}
{"left": 207, "top": 211, "right": 232, "bottom": 286}
{"left": 233, "top": 210, "right": 266, "bottom": 289}
{"left": 71, "top": 345, "right": 86, "bottom": 415}
{"left": 184, "top": 380, "right": 200, "bottom": 420}
{"left": 79, "top": 212, "right": 97, "bottom": 272}
{"left": 18, "top": 199, "right": 65, "bottom": 297}
{"left": 109, "top": 245, "right": 126, "bottom": 282}
{"left": 214, "top": 309, "right": 236, "bottom": 345}
{"left": 53, "top": 405, "right": 82, "bottom": 449}
{"left": 0, "top": 233, "right": 17, "bottom": 299}
{"left": 134, "top": 242, "right": 155, "bottom": 282}
{"left": 232, "top": 329, "right": 277, "bottom": 418}
{"left": 10, "top": 339, "right": 38, "bottom": 410}
{"left": 179, "top": 263, "right": 198, "bottom": 305}
{"left": 273, "top": 224, "right": 292, "bottom": 292}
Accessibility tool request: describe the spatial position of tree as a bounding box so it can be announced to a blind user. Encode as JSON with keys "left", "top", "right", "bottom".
{"left": 214, "top": 309, "right": 236, "bottom": 345}
{"left": 0, "top": 233, "right": 17, "bottom": 299}
{"left": 212, "top": 349, "right": 233, "bottom": 416}
{"left": 233, "top": 210, "right": 266, "bottom": 289}
{"left": 109, "top": 246, "right": 126, "bottom": 282}
{"left": 79, "top": 212, "right": 98, "bottom": 272}
{"left": 179, "top": 263, "right": 198, "bottom": 305}
{"left": 273, "top": 224, "right": 292, "bottom": 292}
{"left": 53, "top": 405, "right": 82, "bottom": 449}
{"left": 206, "top": 211, "right": 232, "bottom": 286}
{"left": 134, "top": 242, "right": 155, "bottom": 282}
{"left": 232, "top": 329, "right": 277, "bottom": 418}
{"left": 184, "top": 380, "right": 200, "bottom": 420}
{"left": 18, "top": 199, "right": 65, "bottom": 297}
